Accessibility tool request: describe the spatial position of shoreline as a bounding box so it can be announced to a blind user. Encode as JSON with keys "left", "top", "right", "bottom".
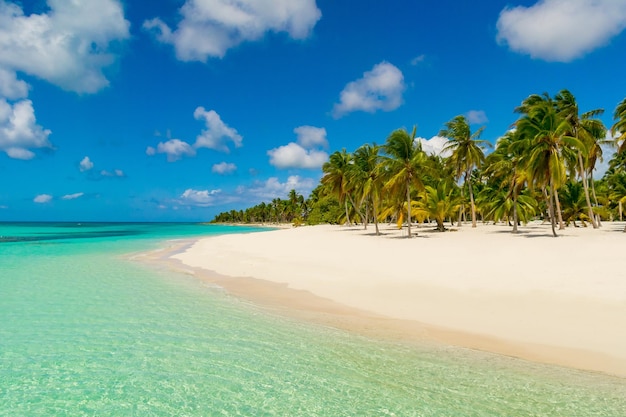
{"left": 156, "top": 221, "right": 625, "bottom": 378}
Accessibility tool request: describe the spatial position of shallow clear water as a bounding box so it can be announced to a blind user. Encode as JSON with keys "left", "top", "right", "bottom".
{"left": 1, "top": 223, "right": 624, "bottom": 416}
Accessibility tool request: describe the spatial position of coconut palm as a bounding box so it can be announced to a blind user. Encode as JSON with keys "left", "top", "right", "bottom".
{"left": 382, "top": 126, "right": 429, "bottom": 237}
{"left": 612, "top": 97, "right": 626, "bottom": 154}
{"left": 482, "top": 130, "right": 533, "bottom": 232}
{"left": 440, "top": 115, "right": 489, "bottom": 228}
{"left": 420, "top": 183, "right": 460, "bottom": 231}
{"left": 322, "top": 149, "right": 355, "bottom": 225}
{"left": 516, "top": 98, "right": 583, "bottom": 236}
{"left": 555, "top": 89, "right": 606, "bottom": 228}
{"left": 350, "top": 144, "right": 383, "bottom": 235}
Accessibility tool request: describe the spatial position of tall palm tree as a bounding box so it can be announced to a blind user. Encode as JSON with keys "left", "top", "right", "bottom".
{"left": 517, "top": 98, "right": 583, "bottom": 236}
{"left": 382, "top": 126, "right": 428, "bottom": 238}
{"left": 440, "top": 115, "right": 488, "bottom": 227}
{"left": 350, "top": 144, "right": 383, "bottom": 235}
{"left": 612, "top": 97, "right": 626, "bottom": 154}
{"left": 322, "top": 149, "right": 354, "bottom": 225}
{"left": 555, "top": 89, "right": 605, "bottom": 228}
{"left": 482, "top": 129, "right": 532, "bottom": 233}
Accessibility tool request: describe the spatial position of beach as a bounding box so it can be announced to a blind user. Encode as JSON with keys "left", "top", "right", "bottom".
{"left": 173, "top": 221, "right": 626, "bottom": 377}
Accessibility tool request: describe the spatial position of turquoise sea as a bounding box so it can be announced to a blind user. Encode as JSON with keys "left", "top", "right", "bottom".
{"left": 1, "top": 223, "right": 624, "bottom": 416}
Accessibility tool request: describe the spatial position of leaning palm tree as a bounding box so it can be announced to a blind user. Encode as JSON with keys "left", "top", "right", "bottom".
{"left": 555, "top": 89, "right": 605, "bottom": 228}
{"left": 440, "top": 115, "right": 489, "bottom": 228}
{"left": 322, "top": 149, "right": 354, "bottom": 225}
{"left": 612, "top": 97, "right": 626, "bottom": 154}
{"left": 382, "top": 126, "right": 428, "bottom": 238}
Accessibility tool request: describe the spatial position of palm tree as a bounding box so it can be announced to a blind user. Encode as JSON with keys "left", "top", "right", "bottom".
{"left": 322, "top": 149, "right": 354, "bottom": 225}
{"left": 440, "top": 115, "right": 488, "bottom": 228}
{"left": 517, "top": 96, "right": 587, "bottom": 236}
{"left": 555, "top": 89, "right": 605, "bottom": 228}
{"left": 560, "top": 181, "right": 592, "bottom": 227}
{"left": 482, "top": 130, "right": 532, "bottom": 233}
{"left": 420, "top": 183, "right": 460, "bottom": 231}
{"left": 382, "top": 126, "right": 428, "bottom": 238}
{"left": 350, "top": 144, "right": 383, "bottom": 235}
{"left": 612, "top": 97, "right": 626, "bottom": 154}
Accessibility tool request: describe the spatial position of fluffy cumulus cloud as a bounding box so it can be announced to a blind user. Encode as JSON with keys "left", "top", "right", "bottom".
{"left": 212, "top": 161, "right": 237, "bottom": 174}
{"left": 62, "top": 192, "right": 84, "bottom": 200}
{"left": 466, "top": 110, "right": 489, "bottom": 125}
{"left": 267, "top": 142, "right": 328, "bottom": 169}
{"left": 496, "top": 0, "right": 626, "bottom": 62}
{"left": 332, "top": 62, "right": 405, "bottom": 118}
{"left": 0, "top": 98, "right": 52, "bottom": 159}
{"left": 143, "top": 0, "right": 321, "bottom": 61}
{"left": 268, "top": 125, "right": 328, "bottom": 169}
{"left": 194, "top": 107, "right": 243, "bottom": 152}
{"left": 79, "top": 156, "right": 94, "bottom": 172}
{"left": 294, "top": 125, "right": 328, "bottom": 148}
{"left": 147, "top": 108, "right": 242, "bottom": 162}
{"left": 0, "top": 0, "right": 130, "bottom": 93}
{"left": 178, "top": 188, "right": 222, "bottom": 207}
{"left": 418, "top": 136, "right": 452, "bottom": 158}
{"left": 0, "top": 68, "right": 28, "bottom": 99}
{"left": 146, "top": 139, "right": 197, "bottom": 162}
{"left": 241, "top": 175, "right": 316, "bottom": 200}
{"left": 34, "top": 193, "right": 52, "bottom": 203}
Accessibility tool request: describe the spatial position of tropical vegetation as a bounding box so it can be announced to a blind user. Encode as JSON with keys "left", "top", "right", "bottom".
{"left": 212, "top": 90, "right": 626, "bottom": 235}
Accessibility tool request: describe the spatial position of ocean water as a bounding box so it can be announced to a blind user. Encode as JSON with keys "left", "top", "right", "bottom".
{"left": 1, "top": 223, "right": 624, "bottom": 416}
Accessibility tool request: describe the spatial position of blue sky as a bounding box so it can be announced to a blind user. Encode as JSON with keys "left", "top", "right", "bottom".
{"left": 1, "top": 0, "right": 625, "bottom": 221}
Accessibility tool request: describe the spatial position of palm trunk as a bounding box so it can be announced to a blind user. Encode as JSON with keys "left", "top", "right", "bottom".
{"left": 466, "top": 171, "right": 477, "bottom": 228}
{"left": 457, "top": 187, "right": 464, "bottom": 227}
{"left": 373, "top": 197, "right": 380, "bottom": 236}
{"left": 344, "top": 199, "right": 351, "bottom": 226}
{"left": 578, "top": 153, "right": 597, "bottom": 228}
{"left": 589, "top": 172, "right": 602, "bottom": 227}
{"left": 347, "top": 194, "right": 363, "bottom": 225}
{"left": 554, "top": 188, "right": 565, "bottom": 230}
{"left": 548, "top": 179, "right": 557, "bottom": 237}
{"left": 406, "top": 182, "right": 413, "bottom": 237}
{"left": 363, "top": 199, "right": 369, "bottom": 230}
{"left": 512, "top": 194, "right": 519, "bottom": 234}
{"left": 620, "top": 200, "right": 623, "bottom": 221}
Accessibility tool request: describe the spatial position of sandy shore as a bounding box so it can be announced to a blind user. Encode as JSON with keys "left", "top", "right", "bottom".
{"left": 172, "top": 221, "right": 626, "bottom": 377}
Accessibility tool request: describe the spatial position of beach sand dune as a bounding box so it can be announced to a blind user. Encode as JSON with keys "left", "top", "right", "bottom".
{"left": 173, "top": 221, "right": 626, "bottom": 377}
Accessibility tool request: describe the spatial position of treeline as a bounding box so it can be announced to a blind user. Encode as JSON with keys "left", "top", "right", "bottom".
{"left": 212, "top": 90, "right": 626, "bottom": 236}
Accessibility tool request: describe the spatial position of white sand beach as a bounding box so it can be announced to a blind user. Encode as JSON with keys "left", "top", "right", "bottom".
{"left": 172, "top": 221, "right": 626, "bottom": 377}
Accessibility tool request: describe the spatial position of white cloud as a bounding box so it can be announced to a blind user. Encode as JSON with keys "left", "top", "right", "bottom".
{"left": 294, "top": 125, "right": 328, "bottom": 148}
{"left": 0, "top": 0, "right": 130, "bottom": 93}
{"left": 101, "top": 169, "right": 125, "bottom": 177}
{"left": 418, "top": 136, "right": 452, "bottom": 158}
{"left": 212, "top": 162, "right": 237, "bottom": 174}
{"left": 34, "top": 194, "right": 52, "bottom": 203}
{"left": 62, "top": 192, "right": 84, "bottom": 200}
{"left": 149, "top": 138, "right": 197, "bottom": 162}
{"left": 496, "top": 0, "right": 626, "bottom": 62}
{"left": 241, "top": 175, "right": 316, "bottom": 200}
{"left": 0, "top": 68, "right": 28, "bottom": 99}
{"left": 410, "top": 54, "right": 426, "bottom": 66}
{"left": 179, "top": 188, "right": 222, "bottom": 207}
{"left": 0, "top": 98, "right": 52, "bottom": 159}
{"left": 594, "top": 130, "right": 617, "bottom": 178}
{"left": 332, "top": 61, "right": 405, "bottom": 118}
{"left": 143, "top": 0, "right": 321, "bottom": 61}
{"left": 79, "top": 156, "right": 94, "bottom": 172}
{"left": 466, "top": 110, "right": 488, "bottom": 125}
{"left": 268, "top": 142, "right": 328, "bottom": 169}
{"left": 193, "top": 107, "right": 243, "bottom": 152}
